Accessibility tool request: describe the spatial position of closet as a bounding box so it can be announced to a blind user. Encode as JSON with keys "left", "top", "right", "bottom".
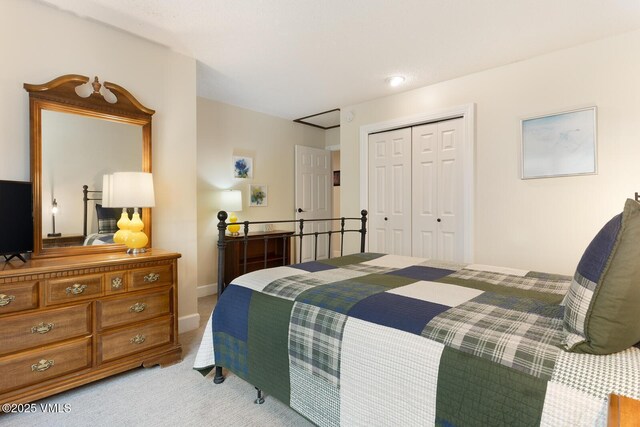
{"left": 368, "top": 118, "right": 464, "bottom": 262}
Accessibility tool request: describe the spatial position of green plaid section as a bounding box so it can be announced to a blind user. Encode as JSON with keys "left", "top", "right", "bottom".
{"left": 264, "top": 274, "right": 328, "bottom": 300}
{"left": 423, "top": 294, "right": 564, "bottom": 380}
{"left": 296, "top": 280, "right": 387, "bottom": 314}
{"left": 263, "top": 268, "right": 369, "bottom": 301}
{"left": 449, "top": 268, "right": 571, "bottom": 295}
{"left": 563, "top": 271, "right": 596, "bottom": 337}
{"left": 289, "top": 302, "right": 347, "bottom": 386}
{"left": 213, "top": 332, "right": 248, "bottom": 377}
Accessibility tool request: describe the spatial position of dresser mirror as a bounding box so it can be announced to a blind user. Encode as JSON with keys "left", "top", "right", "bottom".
{"left": 24, "top": 74, "right": 154, "bottom": 258}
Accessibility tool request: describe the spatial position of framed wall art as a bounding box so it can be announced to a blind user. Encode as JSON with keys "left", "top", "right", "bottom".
{"left": 250, "top": 184, "right": 268, "bottom": 206}
{"left": 233, "top": 156, "right": 253, "bottom": 179}
{"left": 521, "top": 106, "right": 597, "bottom": 179}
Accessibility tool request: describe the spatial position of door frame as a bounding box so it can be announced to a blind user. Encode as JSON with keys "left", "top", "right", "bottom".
{"left": 359, "top": 103, "right": 475, "bottom": 263}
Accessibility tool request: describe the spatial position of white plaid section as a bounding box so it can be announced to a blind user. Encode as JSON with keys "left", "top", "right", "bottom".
{"left": 290, "top": 364, "right": 340, "bottom": 427}
{"left": 387, "top": 281, "right": 483, "bottom": 307}
{"left": 551, "top": 346, "right": 640, "bottom": 400}
{"left": 449, "top": 268, "right": 570, "bottom": 295}
{"left": 423, "top": 301, "right": 563, "bottom": 379}
{"left": 263, "top": 268, "right": 368, "bottom": 300}
{"left": 339, "top": 263, "right": 395, "bottom": 274}
{"left": 360, "top": 254, "right": 425, "bottom": 269}
{"left": 288, "top": 302, "right": 347, "bottom": 386}
{"left": 540, "top": 382, "right": 606, "bottom": 427}
{"left": 231, "top": 266, "right": 303, "bottom": 292}
{"left": 466, "top": 263, "right": 530, "bottom": 277}
{"left": 340, "top": 318, "right": 444, "bottom": 426}
{"left": 193, "top": 314, "right": 215, "bottom": 368}
{"left": 563, "top": 272, "right": 596, "bottom": 337}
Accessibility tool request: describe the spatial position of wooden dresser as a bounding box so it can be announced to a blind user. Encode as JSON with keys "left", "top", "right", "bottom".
{"left": 224, "top": 230, "right": 293, "bottom": 285}
{"left": 0, "top": 249, "right": 182, "bottom": 404}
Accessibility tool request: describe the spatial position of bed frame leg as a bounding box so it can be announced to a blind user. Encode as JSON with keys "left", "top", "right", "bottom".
{"left": 254, "top": 387, "right": 265, "bottom": 404}
{"left": 213, "top": 366, "right": 225, "bottom": 384}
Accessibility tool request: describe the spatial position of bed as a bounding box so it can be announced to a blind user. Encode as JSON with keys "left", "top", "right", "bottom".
{"left": 82, "top": 184, "right": 136, "bottom": 246}
{"left": 194, "top": 201, "right": 640, "bottom": 426}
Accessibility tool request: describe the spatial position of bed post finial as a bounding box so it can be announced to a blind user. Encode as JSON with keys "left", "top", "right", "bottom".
{"left": 360, "top": 210, "right": 368, "bottom": 253}
{"left": 217, "top": 211, "right": 228, "bottom": 297}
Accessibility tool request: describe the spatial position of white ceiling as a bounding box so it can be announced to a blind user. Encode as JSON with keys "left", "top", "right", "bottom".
{"left": 38, "top": 0, "right": 640, "bottom": 120}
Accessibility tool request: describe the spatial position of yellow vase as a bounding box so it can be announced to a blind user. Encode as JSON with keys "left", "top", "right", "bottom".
{"left": 227, "top": 212, "right": 240, "bottom": 235}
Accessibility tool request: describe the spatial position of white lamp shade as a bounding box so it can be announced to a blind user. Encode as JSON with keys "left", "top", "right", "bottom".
{"left": 101, "top": 174, "right": 113, "bottom": 207}
{"left": 220, "top": 189, "right": 242, "bottom": 212}
{"left": 110, "top": 172, "right": 155, "bottom": 208}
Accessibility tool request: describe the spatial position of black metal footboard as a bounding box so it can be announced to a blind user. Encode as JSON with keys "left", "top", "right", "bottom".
{"left": 212, "top": 210, "right": 368, "bottom": 389}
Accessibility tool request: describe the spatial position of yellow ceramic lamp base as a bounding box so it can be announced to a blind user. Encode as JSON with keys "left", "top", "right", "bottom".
{"left": 227, "top": 212, "right": 240, "bottom": 235}
{"left": 125, "top": 212, "right": 148, "bottom": 254}
{"left": 113, "top": 211, "right": 131, "bottom": 244}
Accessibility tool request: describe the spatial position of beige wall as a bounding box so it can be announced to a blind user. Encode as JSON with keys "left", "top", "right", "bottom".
{"left": 197, "top": 97, "right": 326, "bottom": 289}
{"left": 1, "top": 0, "right": 199, "bottom": 331}
{"left": 341, "top": 29, "right": 640, "bottom": 275}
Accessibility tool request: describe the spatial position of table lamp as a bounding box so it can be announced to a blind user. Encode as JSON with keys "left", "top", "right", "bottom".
{"left": 220, "top": 189, "right": 242, "bottom": 235}
{"left": 110, "top": 172, "right": 155, "bottom": 254}
{"left": 48, "top": 198, "right": 61, "bottom": 237}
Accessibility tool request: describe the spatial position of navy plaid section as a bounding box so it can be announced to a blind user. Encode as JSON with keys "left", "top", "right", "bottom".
{"left": 423, "top": 293, "right": 563, "bottom": 380}
{"left": 213, "top": 331, "right": 248, "bottom": 377}
{"left": 449, "top": 269, "right": 570, "bottom": 295}
{"left": 289, "top": 302, "right": 347, "bottom": 386}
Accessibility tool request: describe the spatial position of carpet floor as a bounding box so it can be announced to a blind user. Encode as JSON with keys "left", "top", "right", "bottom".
{"left": 2, "top": 295, "right": 312, "bottom": 427}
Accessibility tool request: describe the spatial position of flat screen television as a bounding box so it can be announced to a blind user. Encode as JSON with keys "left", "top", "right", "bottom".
{"left": 0, "top": 180, "right": 33, "bottom": 261}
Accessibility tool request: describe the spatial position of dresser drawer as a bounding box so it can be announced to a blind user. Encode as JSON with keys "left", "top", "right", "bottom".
{"left": 45, "top": 274, "right": 103, "bottom": 305}
{"left": 0, "top": 337, "right": 91, "bottom": 394}
{"left": 105, "top": 271, "right": 127, "bottom": 295}
{"left": 98, "top": 316, "right": 172, "bottom": 364}
{"left": 0, "top": 304, "right": 91, "bottom": 356}
{"left": 0, "top": 281, "right": 38, "bottom": 315}
{"left": 130, "top": 264, "right": 172, "bottom": 290}
{"left": 97, "top": 289, "right": 171, "bottom": 329}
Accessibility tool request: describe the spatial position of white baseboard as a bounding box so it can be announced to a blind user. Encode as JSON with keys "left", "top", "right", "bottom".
{"left": 197, "top": 283, "right": 217, "bottom": 298}
{"left": 178, "top": 313, "right": 200, "bottom": 334}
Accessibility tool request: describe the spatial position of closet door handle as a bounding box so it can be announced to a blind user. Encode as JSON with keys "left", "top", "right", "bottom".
{"left": 437, "top": 218, "right": 441, "bottom": 222}
{"left": 384, "top": 217, "right": 388, "bottom": 221}
{"left": 297, "top": 208, "right": 304, "bottom": 213}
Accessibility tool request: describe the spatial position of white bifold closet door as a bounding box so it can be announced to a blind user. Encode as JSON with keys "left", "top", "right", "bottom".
{"left": 368, "top": 118, "right": 464, "bottom": 262}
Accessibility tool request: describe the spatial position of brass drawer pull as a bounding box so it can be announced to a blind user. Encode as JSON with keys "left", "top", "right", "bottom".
{"left": 31, "top": 322, "right": 54, "bottom": 334}
{"left": 129, "top": 302, "right": 147, "bottom": 313}
{"left": 111, "top": 277, "right": 123, "bottom": 289}
{"left": 31, "top": 359, "right": 54, "bottom": 372}
{"left": 130, "top": 334, "right": 146, "bottom": 345}
{"left": 66, "top": 284, "right": 88, "bottom": 295}
{"left": 143, "top": 273, "right": 160, "bottom": 283}
{"left": 0, "top": 294, "right": 16, "bottom": 307}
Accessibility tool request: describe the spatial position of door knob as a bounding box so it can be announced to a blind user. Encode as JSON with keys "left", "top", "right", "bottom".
{"left": 384, "top": 217, "right": 388, "bottom": 221}
{"left": 297, "top": 208, "right": 304, "bottom": 213}
{"left": 437, "top": 218, "right": 441, "bottom": 222}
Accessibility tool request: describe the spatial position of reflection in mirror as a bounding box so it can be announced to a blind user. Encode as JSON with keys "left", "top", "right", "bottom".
{"left": 40, "top": 111, "right": 142, "bottom": 248}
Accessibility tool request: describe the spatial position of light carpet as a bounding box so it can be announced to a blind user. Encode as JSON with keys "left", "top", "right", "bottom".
{"left": 1, "top": 295, "right": 312, "bottom": 427}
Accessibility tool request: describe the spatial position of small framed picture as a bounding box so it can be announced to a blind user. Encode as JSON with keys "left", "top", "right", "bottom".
{"left": 521, "top": 107, "right": 597, "bottom": 179}
{"left": 250, "top": 184, "right": 268, "bottom": 206}
{"left": 333, "top": 170, "right": 340, "bottom": 186}
{"left": 233, "top": 156, "right": 253, "bottom": 179}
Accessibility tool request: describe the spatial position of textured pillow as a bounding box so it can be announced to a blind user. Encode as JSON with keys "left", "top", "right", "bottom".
{"left": 563, "top": 198, "right": 640, "bottom": 354}
{"left": 95, "top": 204, "right": 120, "bottom": 234}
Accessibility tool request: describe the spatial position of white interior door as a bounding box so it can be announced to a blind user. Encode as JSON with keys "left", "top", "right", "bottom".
{"left": 367, "top": 128, "right": 412, "bottom": 256}
{"left": 295, "top": 145, "right": 332, "bottom": 263}
{"left": 436, "top": 118, "right": 464, "bottom": 262}
{"left": 411, "top": 118, "right": 464, "bottom": 261}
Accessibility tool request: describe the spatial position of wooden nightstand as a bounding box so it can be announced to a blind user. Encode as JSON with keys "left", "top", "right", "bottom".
{"left": 609, "top": 394, "right": 640, "bottom": 426}
{"left": 224, "top": 230, "right": 293, "bottom": 285}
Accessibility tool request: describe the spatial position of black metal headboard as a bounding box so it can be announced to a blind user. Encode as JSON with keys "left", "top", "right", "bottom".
{"left": 216, "top": 210, "right": 368, "bottom": 296}
{"left": 82, "top": 184, "right": 102, "bottom": 237}
{"left": 636, "top": 192, "right": 639, "bottom": 202}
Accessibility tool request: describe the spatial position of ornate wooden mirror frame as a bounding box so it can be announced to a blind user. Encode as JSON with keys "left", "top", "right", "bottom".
{"left": 24, "top": 74, "right": 154, "bottom": 258}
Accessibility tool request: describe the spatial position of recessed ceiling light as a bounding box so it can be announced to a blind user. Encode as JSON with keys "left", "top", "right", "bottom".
{"left": 386, "top": 75, "right": 405, "bottom": 87}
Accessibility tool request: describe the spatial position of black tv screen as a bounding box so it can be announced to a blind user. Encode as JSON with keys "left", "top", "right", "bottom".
{"left": 0, "top": 180, "right": 33, "bottom": 256}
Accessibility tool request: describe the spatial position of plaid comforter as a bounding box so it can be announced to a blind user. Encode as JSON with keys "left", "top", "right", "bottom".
{"left": 194, "top": 253, "right": 640, "bottom": 426}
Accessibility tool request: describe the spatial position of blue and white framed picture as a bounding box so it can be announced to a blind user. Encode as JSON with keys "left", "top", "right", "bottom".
{"left": 521, "top": 106, "right": 597, "bottom": 179}
{"left": 233, "top": 156, "right": 253, "bottom": 179}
